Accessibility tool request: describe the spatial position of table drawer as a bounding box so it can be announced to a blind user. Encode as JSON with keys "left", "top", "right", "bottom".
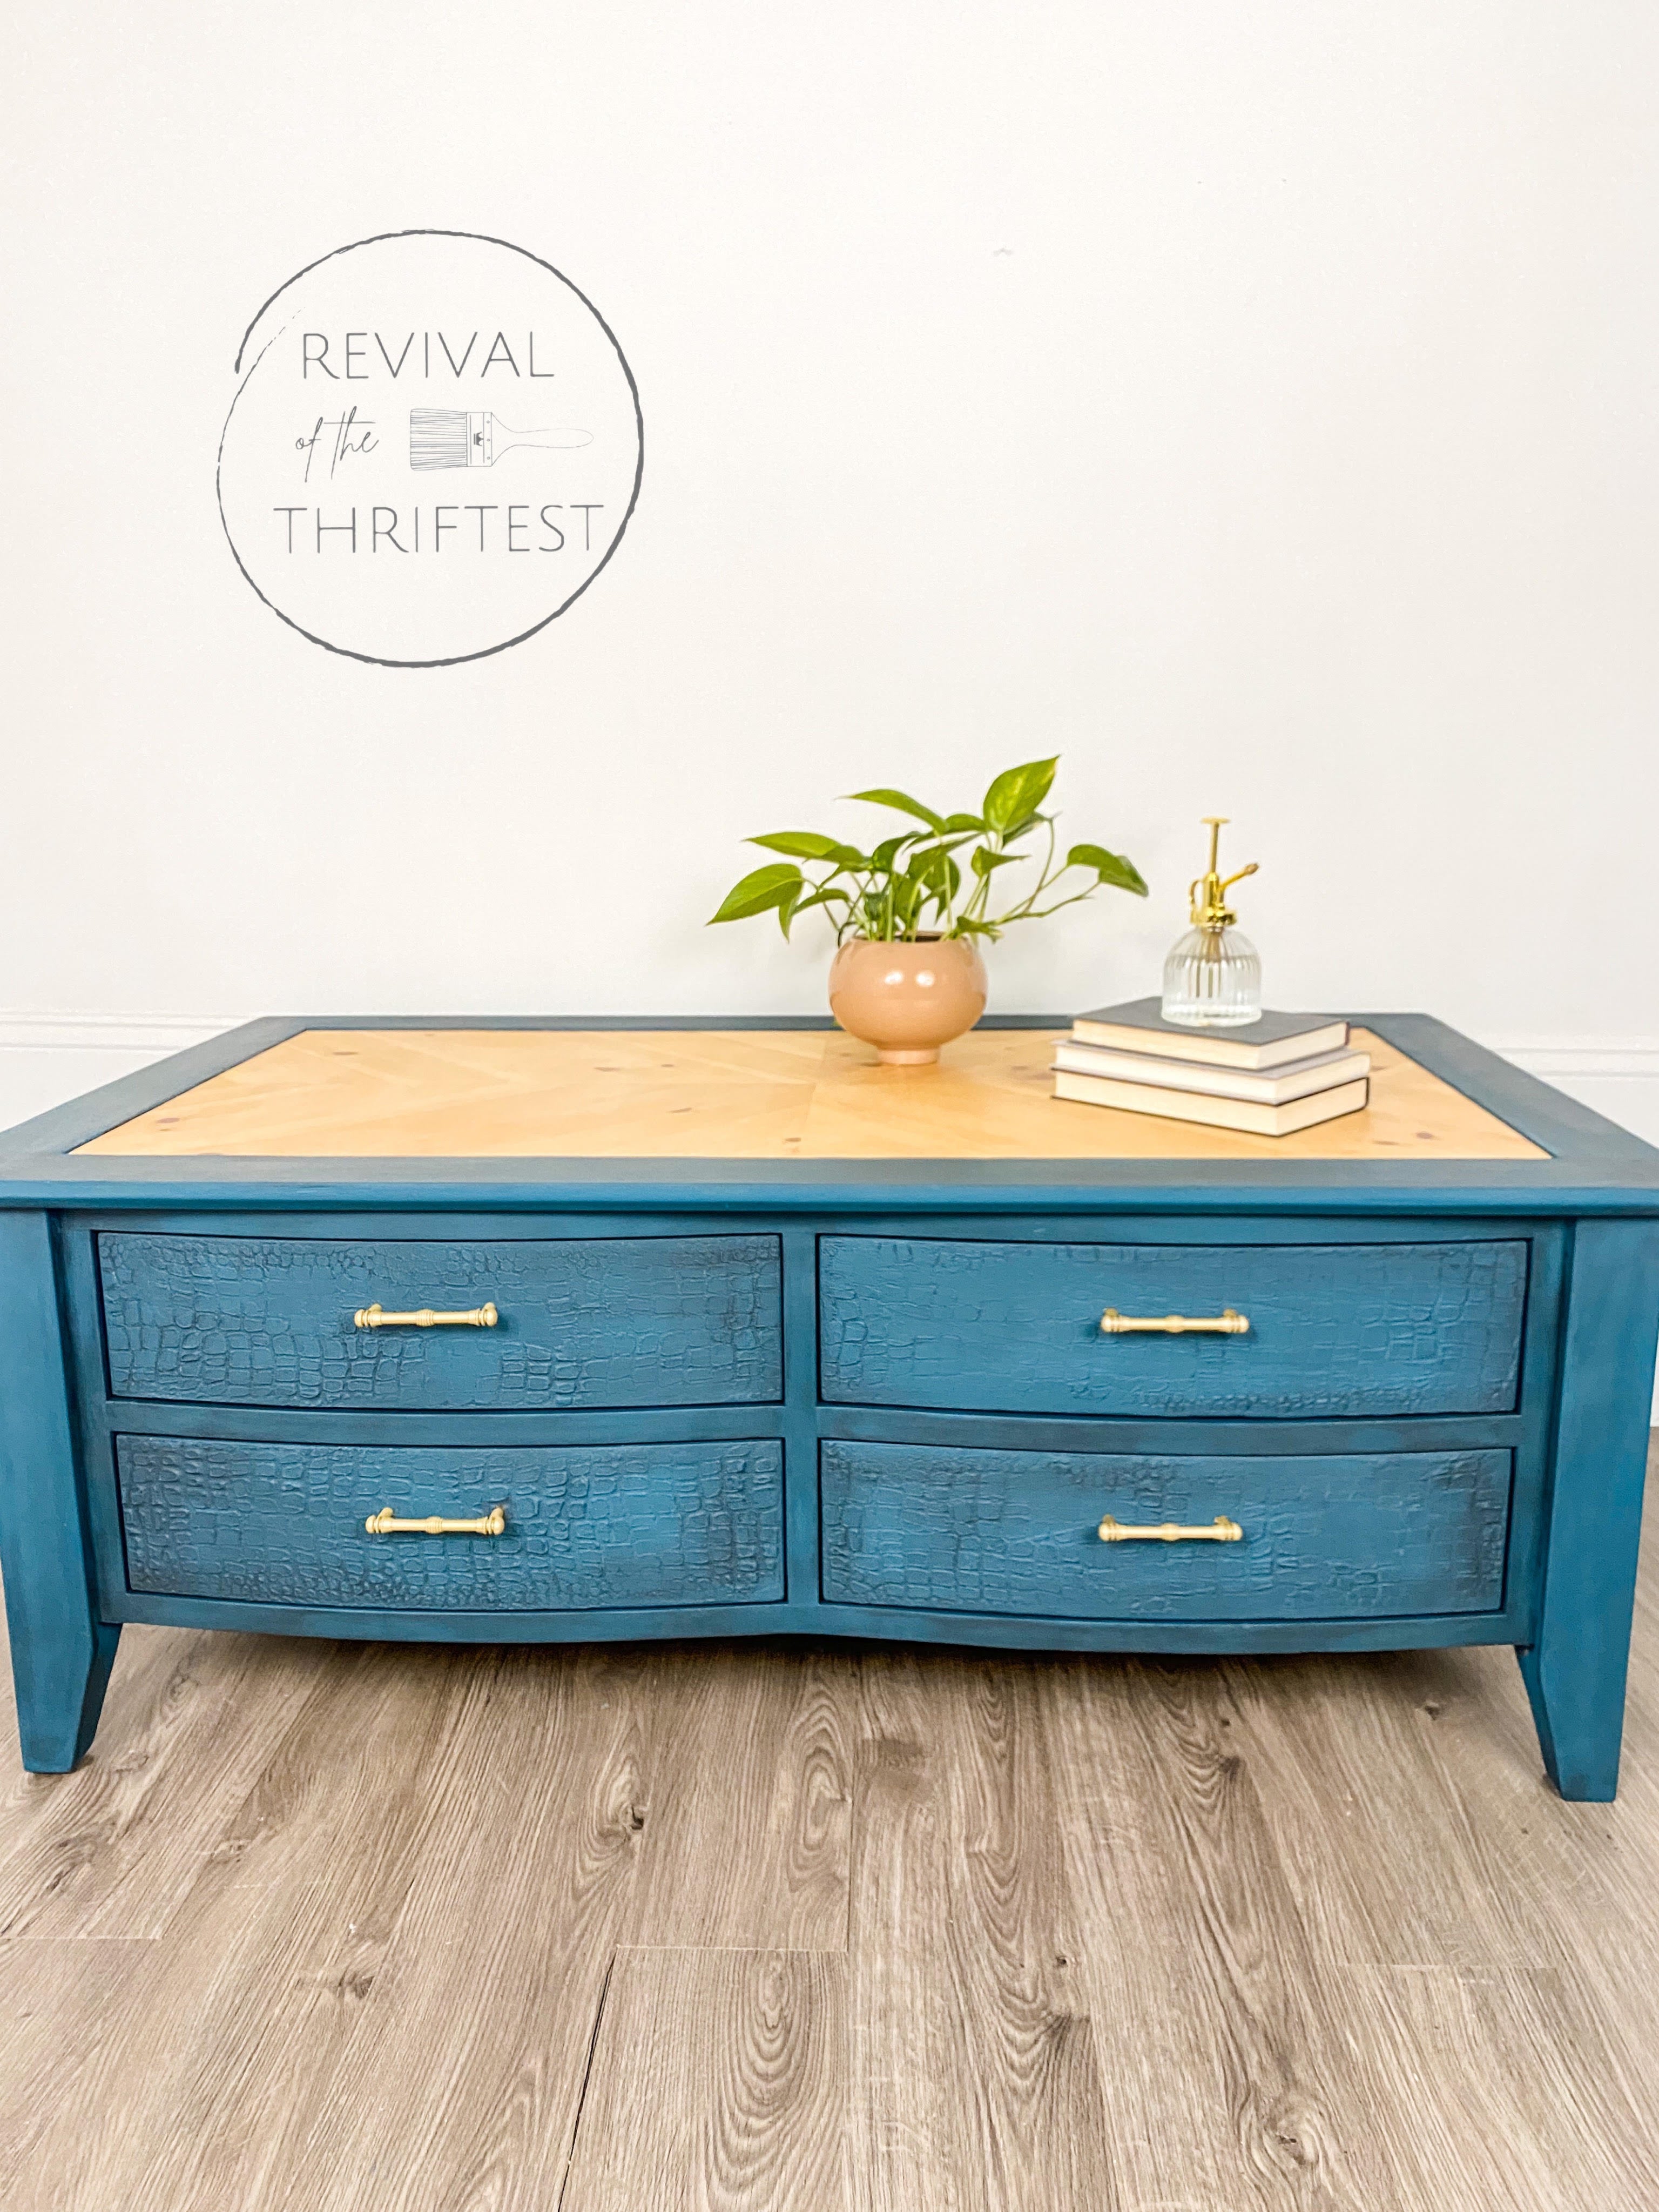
{"left": 117, "top": 1435, "right": 785, "bottom": 1611}
{"left": 818, "top": 1235, "right": 1527, "bottom": 1418}
{"left": 99, "top": 1232, "right": 783, "bottom": 1410}
{"left": 820, "top": 1440, "right": 1511, "bottom": 1621}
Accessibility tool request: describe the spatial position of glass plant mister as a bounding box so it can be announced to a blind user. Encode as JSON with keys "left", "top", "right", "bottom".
{"left": 1161, "top": 816, "right": 1262, "bottom": 1027}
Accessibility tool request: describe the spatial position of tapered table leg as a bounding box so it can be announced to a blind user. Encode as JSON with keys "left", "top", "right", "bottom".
{"left": 1518, "top": 1218, "right": 1659, "bottom": 1800}
{"left": 0, "top": 1211, "right": 119, "bottom": 1772}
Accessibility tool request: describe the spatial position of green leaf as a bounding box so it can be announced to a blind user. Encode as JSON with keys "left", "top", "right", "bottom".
{"left": 907, "top": 845, "right": 965, "bottom": 912}
{"left": 846, "top": 788, "right": 946, "bottom": 832}
{"left": 707, "top": 862, "right": 804, "bottom": 924}
{"left": 942, "top": 812, "right": 984, "bottom": 832}
{"left": 971, "top": 845, "right": 1023, "bottom": 878}
{"left": 1067, "top": 843, "right": 1149, "bottom": 896}
{"left": 748, "top": 831, "right": 867, "bottom": 866}
{"left": 949, "top": 915, "right": 1001, "bottom": 937}
{"left": 982, "top": 757, "right": 1058, "bottom": 832}
{"left": 776, "top": 879, "right": 806, "bottom": 938}
{"left": 871, "top": 834, "right": 914, "bottom": 872}
{"left": 790, "top": 884, "right": 851, "bottom": 920}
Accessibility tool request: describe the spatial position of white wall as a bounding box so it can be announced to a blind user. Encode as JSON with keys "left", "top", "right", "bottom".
{"left": 2, "top": 4, "right": 1657, "bottom": 1122}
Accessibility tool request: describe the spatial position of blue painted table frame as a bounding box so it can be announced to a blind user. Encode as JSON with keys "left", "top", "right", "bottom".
{"left": 2, "top": 1013, "right": 1657, "bottom": 1800}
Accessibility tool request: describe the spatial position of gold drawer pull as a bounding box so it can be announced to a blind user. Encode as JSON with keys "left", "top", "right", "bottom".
{"left": 1098, "top": 1514, "right": 1243, "bottom": 1543}
{"left": 353, "top": 1302, "right": 498, "bottom": 1330}
{"left": 365, "top": 1505, "right": 507, "bottom": 1537}
{"left": 1100, "top": 1307, "right": 1249, "bottom": 1336}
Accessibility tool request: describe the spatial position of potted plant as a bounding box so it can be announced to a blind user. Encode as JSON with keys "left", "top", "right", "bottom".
{"left": 709, "top": 756, "right": 1148, "bottom": 1062}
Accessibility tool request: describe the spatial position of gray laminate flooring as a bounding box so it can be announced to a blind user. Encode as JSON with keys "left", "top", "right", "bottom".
{"left": 3, "top": 1449, "right": 1658, "bottom": 2209}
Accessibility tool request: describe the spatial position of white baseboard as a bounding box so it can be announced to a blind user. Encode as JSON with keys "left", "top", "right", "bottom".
{"left": 0, "top": 1012, "right": 239, "bottom": 1056}
{"left": 1493, "top": 1039, "right": 1659, "bottom": 1079}
{"left": 1492, "top": 1044, "right": 1659, "bottom": 1153}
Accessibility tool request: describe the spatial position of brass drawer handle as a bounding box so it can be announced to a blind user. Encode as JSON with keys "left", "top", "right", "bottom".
{"left": 1098, "top": 1514, "right": 1243, "bottom": 1543}
{"left": 1100, "top": 1307, "right": 1249, "bottom": 1336}
{"left": 353, "top": 1302, "right": 498, "bottom": 1330}
{"left": 365, "top": 1505, "right": 507, "bottom": 1537}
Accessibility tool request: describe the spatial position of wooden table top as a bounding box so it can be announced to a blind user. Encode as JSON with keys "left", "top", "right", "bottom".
{"left": 76, "top": 1026, "right": 1547, "bottom": 1162}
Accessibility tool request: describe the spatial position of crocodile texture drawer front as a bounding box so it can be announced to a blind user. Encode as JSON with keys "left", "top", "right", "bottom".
{"left": 820, "top": 1441, "right": 1512, "bottom": 1620}
{"left": 819, "top": 1236, "right": 1527, "bottom": 1418}
{"left": 99, "top": 1233, "right": 783, "bottom": 1410}
{"left": 118, "top": 1435, "right": 785, "bottom": 1610}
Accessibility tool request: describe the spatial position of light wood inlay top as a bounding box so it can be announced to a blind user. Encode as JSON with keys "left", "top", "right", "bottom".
{"left": 76, "top": 1026, "right": 1547, "bottom": 1160}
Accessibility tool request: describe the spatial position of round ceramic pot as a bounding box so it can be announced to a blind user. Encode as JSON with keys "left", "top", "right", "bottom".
{"left": 827, "top": 934, "right": 989, "bottom": 1065}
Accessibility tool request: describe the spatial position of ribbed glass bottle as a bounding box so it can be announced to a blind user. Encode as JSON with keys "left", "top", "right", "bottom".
{"left": 1161, "top": 922, "right": 1262, "bottom": 1027}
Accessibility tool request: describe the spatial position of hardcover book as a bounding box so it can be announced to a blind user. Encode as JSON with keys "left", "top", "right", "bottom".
{"left": 1070, "top": 998, "right": 1348, "bottom": 1071}
{"left": 1051, "top": 1070, "right": 1371, "bottom": 1137}
{"left": 1051, "top": 1040, "right": 1371, "bottom": 1106}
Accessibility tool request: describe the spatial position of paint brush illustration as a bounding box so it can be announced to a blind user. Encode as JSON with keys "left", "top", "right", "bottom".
{"left": 409, "top": 409, "right": 593, "bottom": 469}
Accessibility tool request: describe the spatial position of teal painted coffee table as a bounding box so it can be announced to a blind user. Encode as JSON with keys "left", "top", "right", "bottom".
{"left": 2, "top": 1014, "right": 1656, "bottom": 1798}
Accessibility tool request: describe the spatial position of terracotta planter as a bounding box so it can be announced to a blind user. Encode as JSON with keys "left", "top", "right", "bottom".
{"left": 827, "top": 934, "right": 989, "bottom": 1065}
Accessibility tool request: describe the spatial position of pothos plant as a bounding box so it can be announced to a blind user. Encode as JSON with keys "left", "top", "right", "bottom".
{"left": 708, "top": 756, "right": 1148, "bottom": 943}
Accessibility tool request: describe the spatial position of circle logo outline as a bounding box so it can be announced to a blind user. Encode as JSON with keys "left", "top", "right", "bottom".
{"left": 217, "top": 228, "right": 644, "bottom": 668}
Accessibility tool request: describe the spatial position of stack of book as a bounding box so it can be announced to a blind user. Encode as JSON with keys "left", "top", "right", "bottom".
{"left": 1052, "top": 999, "right": 1370, "bottom": 1136}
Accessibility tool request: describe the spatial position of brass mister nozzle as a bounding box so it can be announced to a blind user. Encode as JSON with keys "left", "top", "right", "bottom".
{"left": 1188, "top": 816, "right": 1258, "bottom": 929}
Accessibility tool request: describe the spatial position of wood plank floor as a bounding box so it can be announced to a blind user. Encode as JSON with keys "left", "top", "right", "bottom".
{"left": 4, "top": 1456, "right": 1659, "bottom": 2209}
